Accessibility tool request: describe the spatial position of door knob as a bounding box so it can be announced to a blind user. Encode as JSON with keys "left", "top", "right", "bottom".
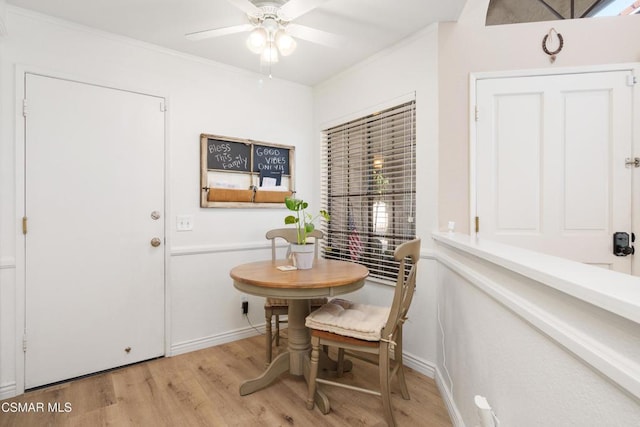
{"left": 150, "top": 237, "right": 162, "bottom": 247}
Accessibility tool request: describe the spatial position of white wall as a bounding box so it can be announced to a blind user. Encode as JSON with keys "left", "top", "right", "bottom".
{"left": 0, "top": 7, "right": 313, "bottom": 396}
{"left": 313, "top": 25, "right": 441, "bottom": 369}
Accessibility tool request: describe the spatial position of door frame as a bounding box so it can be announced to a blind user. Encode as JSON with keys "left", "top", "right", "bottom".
{"left": 14, "top": 64, "right": 172, "bottom": 394}
{"left": 469, "top": 62, "right": 640, "bottom": 276}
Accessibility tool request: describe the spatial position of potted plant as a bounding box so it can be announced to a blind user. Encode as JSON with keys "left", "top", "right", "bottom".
{"left": 284, "top": 196, "right": 330, "bottom": 269}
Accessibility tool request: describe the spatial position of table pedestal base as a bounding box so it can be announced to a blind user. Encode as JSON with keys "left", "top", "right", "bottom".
{"left": 240, "top": 351, "right": 353, "bottom": 414}
{"left": 239, "top": 348, "right": 351, "bottom": 415}
{"left": 237, "top": 298, "right": 355, "bottom": 416}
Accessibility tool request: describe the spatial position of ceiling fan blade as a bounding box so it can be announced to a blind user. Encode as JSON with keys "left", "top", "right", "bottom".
{"left": 225, "top": 0, "right": 263, "bottom": 18}
{"left": 287, "top": 24, "right": 346, "bottom": 49}
{"left": 185, "top": 24, "right": 254, "bottom": 41}
{"left": 278, "top": 0, "right": 330, "bottom": 20}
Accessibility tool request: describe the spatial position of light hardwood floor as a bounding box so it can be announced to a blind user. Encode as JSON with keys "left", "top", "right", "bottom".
{"left": 0, "top": 333, "right": 452, "bottom": 426}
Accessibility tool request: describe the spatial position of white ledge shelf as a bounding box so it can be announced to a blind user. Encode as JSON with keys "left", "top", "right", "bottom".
{"left": 432, "top": 232, "right": 640, "bottom": 325}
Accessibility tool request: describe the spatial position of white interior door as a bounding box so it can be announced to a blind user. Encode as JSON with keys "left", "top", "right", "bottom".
{"left": 24, "top": 73, "right": 165, "bottom": 388}
{"left": 476, "top": 70, "right": 634, "bottom": 274}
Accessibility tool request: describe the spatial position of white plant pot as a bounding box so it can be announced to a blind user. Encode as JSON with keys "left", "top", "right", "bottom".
{"left": 290, "top": 243, "right": 315, "bottom": 270}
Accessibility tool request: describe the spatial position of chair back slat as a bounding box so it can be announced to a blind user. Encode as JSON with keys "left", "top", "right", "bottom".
{"left": 265, "top": 228, "right": 324, "bottom": 261}
{"left": 381, "top": 238, "right": 421, "bottom": 341}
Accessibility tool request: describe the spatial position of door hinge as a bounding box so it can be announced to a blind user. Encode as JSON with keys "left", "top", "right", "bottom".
{"left": 627, "top": 75, "right": 637, "bottom": 86}
{"left": 22, "top": 334, "right": 27, "bottom": 352}
{"left": 160, "top": 101, "right": 167, "bottom": 112}
{"left": 475, "top": 105, "right": 479, "bottom": 122}
{"left": 625, "top": 157, "right": 640, "bottom": 168}
{"left": 475, "top": 216, "right": 480, "bottom": 233}
{"left": 22, "top": 216, "right": 28, "bottom": 235}
{"left": 23, "top": 99, "right": 28, "bottom": 117}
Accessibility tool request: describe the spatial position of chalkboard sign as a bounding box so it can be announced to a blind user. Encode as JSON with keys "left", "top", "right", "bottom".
{"left": 253, "top": 145, "right": 290, "bottom": 175}
{"left": 200, "top": 133, "right": 295, "bottom": 208}
{"left": 206, "top": 138, "right": 250, "bottom": 172}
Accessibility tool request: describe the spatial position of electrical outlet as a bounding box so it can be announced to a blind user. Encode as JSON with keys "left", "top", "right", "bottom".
{"left": 241, "top": 301, "right": 249, "bottom": 315}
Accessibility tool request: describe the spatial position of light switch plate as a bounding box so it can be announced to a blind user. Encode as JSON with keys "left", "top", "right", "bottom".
{"left": 176, "top": 215, "right": 193, "bottom": 231}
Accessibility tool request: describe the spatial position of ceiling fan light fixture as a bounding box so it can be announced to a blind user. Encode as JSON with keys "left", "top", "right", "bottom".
{"left": 261, "top": 44, "right": 279, "bottom": 63}
{"left": 246, "top": 27, "right": 267, "bottom": 54}
{"left": 275, "top": 31, "right": 297, "bottom": 56}
{"left": 186, "top": 0, "right": 343, "bottom": 74}
{"left": 262, "top": 16, "right": 279, "bottom": 34}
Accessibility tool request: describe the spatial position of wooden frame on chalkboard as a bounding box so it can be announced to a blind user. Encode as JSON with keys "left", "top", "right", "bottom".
{"left": 200, "top": 133, "right": 295, "bottom": 208}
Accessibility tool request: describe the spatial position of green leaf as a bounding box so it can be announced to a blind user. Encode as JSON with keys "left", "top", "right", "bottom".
{"left": 305, "top": 223, "right": 315, "bottom": 233}
{"left": 284, "top": 215, "right": 298, "bottom": 224}
{"left": 285, "top": 197, "right": 300, "bottom": 211}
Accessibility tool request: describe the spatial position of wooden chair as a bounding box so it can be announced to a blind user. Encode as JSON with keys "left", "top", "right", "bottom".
{"left": 264, "top": 228, "right": 327, "bottom": 365}
{"left": 305, "top": 238, "right": 421, "bottom": 427}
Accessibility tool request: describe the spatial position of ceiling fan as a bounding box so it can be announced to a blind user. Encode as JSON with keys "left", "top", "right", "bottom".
{"left": 185, "top": 0, "right": 344, "bottom": 64}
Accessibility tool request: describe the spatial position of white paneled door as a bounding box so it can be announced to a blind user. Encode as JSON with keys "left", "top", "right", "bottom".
{"left": 24, "top": 74, "right": 165, "bottom": 388}
{"left": 476, "top": 70, "right": 635, "bottom": 274}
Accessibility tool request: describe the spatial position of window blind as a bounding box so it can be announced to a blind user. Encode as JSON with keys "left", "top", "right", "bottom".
{"left": 320, "top": 100, "right": 416, "bottom": 281}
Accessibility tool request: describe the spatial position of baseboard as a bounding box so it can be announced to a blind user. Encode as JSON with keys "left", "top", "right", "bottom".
{"left": 435, "top": 367, "right": 465, "bottom": 427}
{"left": 170, "top": 333, "right": 442, "bottom": 388}
{"left": 0, "top": 382, "right": 17, "bottom": 400}
{"left": 403, "top": 350, "right": 436, "bottom": 379}
{"left": 169, "top": 325, "right": 265, "bottom": 356}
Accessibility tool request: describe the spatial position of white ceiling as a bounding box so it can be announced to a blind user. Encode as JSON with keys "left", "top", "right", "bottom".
{"left": 5, "top": 0, "right": 467, "bottom": 86}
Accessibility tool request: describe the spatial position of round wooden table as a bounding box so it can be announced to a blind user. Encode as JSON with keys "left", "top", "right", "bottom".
{"left": 230, "top": 258, "right": 369, "bottom": 405}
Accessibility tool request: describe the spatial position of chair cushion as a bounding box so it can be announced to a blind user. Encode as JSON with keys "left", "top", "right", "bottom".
{"left": 305, "top": 299, "right": 389, "bottom": 341}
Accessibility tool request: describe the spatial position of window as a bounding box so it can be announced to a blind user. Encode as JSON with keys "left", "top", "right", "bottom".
{"left": 320, "top": 100, "right": 416, "bottom": 281}
{"left": 486, "top": 0, "right": 639, "bottom": 25}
